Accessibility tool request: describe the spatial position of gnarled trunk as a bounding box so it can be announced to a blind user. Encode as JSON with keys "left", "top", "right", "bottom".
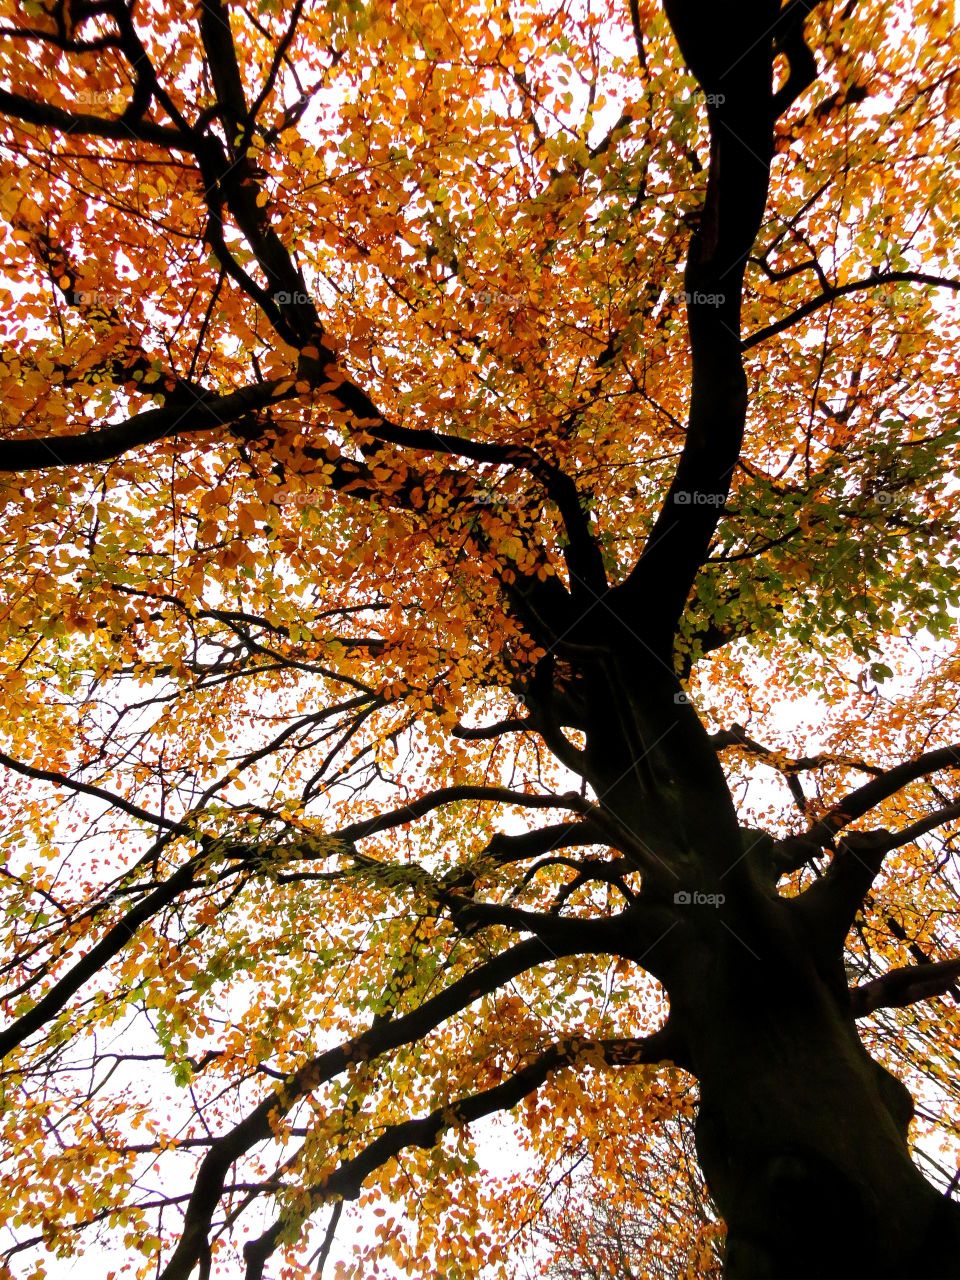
{"left": 670, "top": 899, "right": 960, "bottom": 1279}
{"left": 580, "top": 660, "right": 960, "bottom": 1280}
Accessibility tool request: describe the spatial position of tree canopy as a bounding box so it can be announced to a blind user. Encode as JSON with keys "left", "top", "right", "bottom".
{"left": 0, "top": 0, "right": 959, "bottom": 1277}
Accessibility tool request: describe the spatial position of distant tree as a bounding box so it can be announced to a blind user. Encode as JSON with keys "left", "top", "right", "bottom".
{"left": 532, "top": 1086, "right": 723, "bottom": 1280}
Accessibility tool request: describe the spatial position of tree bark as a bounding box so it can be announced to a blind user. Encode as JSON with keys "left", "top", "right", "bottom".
{"left": 578, "top": 656, "right": 960, "bottom": 1280}
{"left": 684, "top": 945, "right": 960, "bottom": 1278}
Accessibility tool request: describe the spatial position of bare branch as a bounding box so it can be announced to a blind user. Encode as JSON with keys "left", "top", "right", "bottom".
{"left": 743, "top": 271, "right": 960, "bottom": 351}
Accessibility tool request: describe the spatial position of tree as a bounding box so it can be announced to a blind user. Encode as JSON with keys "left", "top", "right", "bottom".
{"left": 0, "top": 0, "right": 959, "bottom": 1275}
{"left": 532, "top": 1080, "right": 724, "bottom": 1280}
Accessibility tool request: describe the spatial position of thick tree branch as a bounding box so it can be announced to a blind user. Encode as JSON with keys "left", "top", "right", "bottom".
{"left": 798, "top": 800, "right": 960, "bottom": 949}
{"left": 484, "top": 820, "right": 605, "bottom": 865}
{"left": 850, "top": 957, "right": 960, "bottom": 1018}
{"left": 709, "top": 725, "right": 882, "bottom": 778}
{"left": 331, "top": 785, "right": 589, "bottom": 846}
{"left": 770, "top": 0, "right": 821, "bottom": 117}
{"left": 197, "top": 0, "right": 250, "bottom": 140}
{"left": 452, "top": 717, "right": 529, "bottom": 740}
{"left": 809, "top": 744, "right": 960, "bottom": 846}
{"left": 615, "top": 0, "right": 779, "bottom": 655}
{"left": 0, "top": 378, "right": 296, "bottom": 472}
{"left": 0, "top": 87, "right": 190, "bottom": 148}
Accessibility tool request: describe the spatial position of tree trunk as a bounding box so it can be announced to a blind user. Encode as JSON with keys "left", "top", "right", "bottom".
{"left": 672, "top": 919, "right": 960, "bottom": 1279}
{"left": 575, "top": 653, "right": 960, "bottom": 1280}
